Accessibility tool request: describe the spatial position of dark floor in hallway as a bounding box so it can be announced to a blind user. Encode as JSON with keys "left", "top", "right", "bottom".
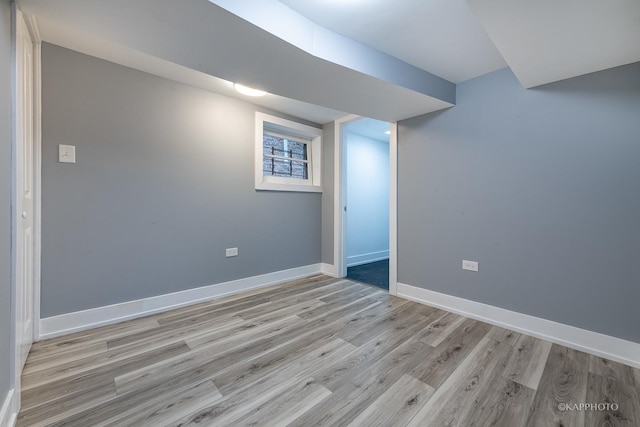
{"left": 347, "top": 259, "right": 389, "bottom": 290}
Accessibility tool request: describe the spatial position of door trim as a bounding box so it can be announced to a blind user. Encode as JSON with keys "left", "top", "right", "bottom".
{"left": 10, "top": 6, "right": 41, "bottom": 416}
{"left": 332, "top": 116, "right": 398, "bottom": 296}
{"left": 332, "top": 114, "right": 359, "bottom": 280}
{"left": 22, "top": 11, "right": 41, "bottom": 343}
{"left": 389, "top": 122, "right": 398, "bottom": 296}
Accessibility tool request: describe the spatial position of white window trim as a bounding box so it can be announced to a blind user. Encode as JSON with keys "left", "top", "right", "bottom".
{"left": 255, "top": 112, "right": 322, "bottom": 193}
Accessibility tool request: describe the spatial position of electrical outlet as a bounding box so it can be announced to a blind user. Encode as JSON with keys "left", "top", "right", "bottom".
{"left": 225, "top": 247, "right": 238, "bottom": 257}
{"left": 462, "top": 260, "right": 479, "bottom": 272}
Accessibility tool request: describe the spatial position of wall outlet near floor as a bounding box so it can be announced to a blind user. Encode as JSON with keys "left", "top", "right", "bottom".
{"left": 225, "top": 247, "right": 238, "bottom": 257}
{"left": 462, "top": 260, "right": 479, "bottom": 272}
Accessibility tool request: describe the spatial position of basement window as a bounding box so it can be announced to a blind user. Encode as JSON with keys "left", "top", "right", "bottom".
{"left": 255, "top": 112, "right": 322, "bottom": 192}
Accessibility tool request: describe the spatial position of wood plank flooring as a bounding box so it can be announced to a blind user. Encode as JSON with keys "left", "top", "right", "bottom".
{"left": 17, "top": 275, "right": 640, "bottom": 426}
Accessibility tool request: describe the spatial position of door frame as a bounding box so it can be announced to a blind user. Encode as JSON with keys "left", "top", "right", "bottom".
{"left": 10, "top": 5, "right": 42, "bottom": 414}
{"left": 332, "top": 115, "right": 398, "bottom": 296}
{"left": 21, "top": 9, "right": 42, "bottom": 343}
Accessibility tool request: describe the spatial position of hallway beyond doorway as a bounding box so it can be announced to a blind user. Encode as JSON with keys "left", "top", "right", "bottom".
{"left": 347, "top": 259, "right": 389, "bottom": 291}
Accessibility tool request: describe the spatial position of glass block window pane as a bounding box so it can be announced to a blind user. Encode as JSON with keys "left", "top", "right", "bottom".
{"left": 263, "top": 134, "right": 309, "bottom": 180}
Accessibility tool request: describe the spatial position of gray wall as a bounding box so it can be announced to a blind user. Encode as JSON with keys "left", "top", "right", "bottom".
{"left": 398, "top": 63, "right": 640, "bottom": 343}
{"left": 41, "top": 43, "right": 322, "bottom": 317}
{"left": 0, "top": 0, "right": 12, "bottom": 400}
{"left": 321, "top": 121, "right": 334, "bottom": 265}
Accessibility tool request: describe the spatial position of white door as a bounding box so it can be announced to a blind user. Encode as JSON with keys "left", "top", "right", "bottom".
{"left": 15, "top": 10, "right": 35, "bottom": 370}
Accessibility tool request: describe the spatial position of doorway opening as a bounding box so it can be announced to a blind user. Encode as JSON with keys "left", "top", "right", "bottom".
{"left": 336, "top": 117, "right": 394, "bottom": 292}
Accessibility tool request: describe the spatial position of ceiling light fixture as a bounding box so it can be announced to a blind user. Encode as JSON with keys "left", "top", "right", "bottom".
{"left": 233, "top": 83, "right": 267, "bottom": 97}
{"left": 385, "top": 130, "right": 391, "bottom": 135}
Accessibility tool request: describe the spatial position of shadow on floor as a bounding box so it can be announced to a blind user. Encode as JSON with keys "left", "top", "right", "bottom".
{"left": 347, "top": 259, "right": 389, "bottom": 291}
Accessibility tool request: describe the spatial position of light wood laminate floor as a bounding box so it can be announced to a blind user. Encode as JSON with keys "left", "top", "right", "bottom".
{"left": 17, "top": 275, "right": 640, "bottom": 426}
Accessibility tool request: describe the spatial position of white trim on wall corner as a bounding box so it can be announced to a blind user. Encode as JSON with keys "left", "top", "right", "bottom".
{"left": 0, "top": 389, "right": 17, "bottom": 427}
{"left": 397, "top": 283, "right": 640, "bottom": 369}
{"left": 346, "top": 250, "right": 389, "bottom": 267}
{"left": 333, "top": 114, "right": 360, "bottom": 279}
{"left": 388, "top": 122, "right": 398, "bottom": 297}
{"left": 320, "top": 263, "right": 338, "bottom": 278}
{"left": 40, "top": 264, "right": 325, "bottom": 340}
{"left": 23, "top": 11, "right": 42, "bottom": 343}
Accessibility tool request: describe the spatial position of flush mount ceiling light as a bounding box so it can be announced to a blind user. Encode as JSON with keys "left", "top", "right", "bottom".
{"left": 233, "top": 83, "right": 267, "bottom": 97}
{"left": 385, "top": 130, "right": 391, "bottom": 135}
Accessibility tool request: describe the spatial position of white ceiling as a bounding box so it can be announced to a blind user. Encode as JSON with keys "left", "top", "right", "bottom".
{"left": 346, "top": 118, "right": 390, "bottom": 144}
{"left": 278, "top": 0, "right": 507, "bottom": 83}
{"left": 280, "top": 0, "right": 640, "bottom": 88}
{"left": 17, "top": 0, "right": 640, "bottom": 124}
{"left": 20, "top": 0, "right": 455, "bottom": 123}
{"left": 466, "top": 0, "right": 640, "bottom": 88}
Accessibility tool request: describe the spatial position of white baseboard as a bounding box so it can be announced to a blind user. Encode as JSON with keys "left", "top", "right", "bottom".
{"left": 40, "top": 264, "right": 324, "bottom": 340}
{"left": 397, "top": 283, "right": 640, "bottom": 369}
{"left": 320, "top": 263, "right": 338, "bottom": 277}
{"left": 0, "top": 389, "right": 16, "bottom": 427}
{"left": 346, "top": 250, "right": 389, "bottom": 267}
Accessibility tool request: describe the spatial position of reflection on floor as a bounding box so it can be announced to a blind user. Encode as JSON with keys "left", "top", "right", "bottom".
{"left": 347, "top": 259, "right": 389, "bottom": 290}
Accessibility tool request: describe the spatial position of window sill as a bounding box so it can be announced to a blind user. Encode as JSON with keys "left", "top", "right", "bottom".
{"left": 256, "top": 182, "right": 322, "bottom": 193}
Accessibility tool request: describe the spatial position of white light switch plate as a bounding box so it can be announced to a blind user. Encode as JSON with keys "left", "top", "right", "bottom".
{"left": 226, "top": 247, "right": 238, "bottom": 257}
{"left": 59, "top": 144, "right": 76, "bottom": 163}
{"left": 462, "top": 260, "right": 479, "bottom": 272}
